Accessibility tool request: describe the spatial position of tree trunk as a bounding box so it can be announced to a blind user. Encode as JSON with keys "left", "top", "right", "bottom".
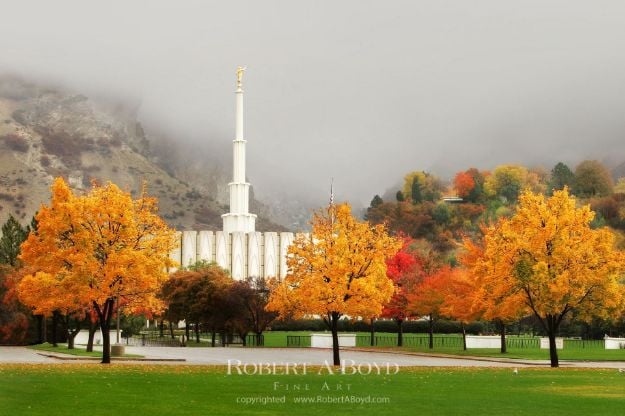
{"left": 195, "top": 323, "right": 200, "bottom": 343}
{"left": 428, "top": 315, "right": 434, "bottom": 349}
{"left": 36, "top": 315, "right": 44, "bottom": 344}
{"left": 221, "top": 330, "right": 227, "bottom": 347}
{"left": 65, "top": 316, "right": 81, "bottom": 350}
{"left": 255, "top": 331, "right": 263, "bottom": 347}
{"left": 185, "top": 320, "right": 190, "bottom": 343}
{"left": 94, "top": 298, "right": 115, "bottom": 364}
{"left": 86, "top": 319, "right": 97, "bottom": 352}
{"left": 101, "top": 317, "right": 111, "bottom": 364}
{"left": 396, "top": 318, "right": 404, "bottom": 347}
{"left": 241, "top": 333, "right": 247, "bottom": 347}
{"left": 461, "top": 322, "right": 467, "bottom": 351}
{"left": 370, "top": 317, "right": 375, "bottom": 346}
{"left": 42, "top": 316, "right": 47, "bottom": 343}
{"left": 330, "top": 312, "right": 340, "bottom": 366}
{"left": 547, "top": 317, "right": 559, "bottom": 368}
{"left": 169, "top": 321, "right": 175, "bottom": 339}
{"left": 499, "top": 321, "right": 507, "bottom": 354}
{"left": 159, "top": 320, "right": 164, "bottom": 338}
{"left": 67, "top": 330, "right": 76, "bottom": 349}
{"left": 211, "top": 330, "right": 216, "bottom": 347}
{"left": 51, "top": 311, "right": 58, "bottom": 347}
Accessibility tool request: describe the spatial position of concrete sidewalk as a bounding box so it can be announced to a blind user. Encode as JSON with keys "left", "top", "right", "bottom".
{"left": 2, "top": 346, "right": 624, "bottom": 369}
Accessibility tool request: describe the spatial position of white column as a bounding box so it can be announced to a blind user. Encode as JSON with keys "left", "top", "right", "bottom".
{"left": 215, "top": 231, "right": 230, "bottom": 271}
{"left": 181, "top": 231, "right": 197, "bottom": 268}
{"left": 279, "top": 232, "right": 294, "bottom": 279}
{"left": 263, "top": 232, "right": 279, "bottom": 278}
{"left": 233, "top": 87, "right": 245, "bottom": 184}
{"left": 231, "top": 232, "right": 247, "bottom": 280}
{"left": 197, "top": 231, "right": 214, "bottom": 263}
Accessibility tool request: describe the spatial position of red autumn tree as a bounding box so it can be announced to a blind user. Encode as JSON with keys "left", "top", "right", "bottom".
{"left": 454, "top": 171, "right": 475, "bottom": 199}
{"left": 454, "top": 168, "right": 486, "bottom": 202}
{"left": 0, "top": 265, "right": 30, "bottom": 344}
{"left": 380, "top": 239, "right": 423, "bottom": 346}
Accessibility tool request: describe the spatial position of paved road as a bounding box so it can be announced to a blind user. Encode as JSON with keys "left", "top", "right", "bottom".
{"left": 0, "top": 346, "right": 59, "bottom": 363}
{"left": 3, "top": 346, "right": 624, "bottom": 369}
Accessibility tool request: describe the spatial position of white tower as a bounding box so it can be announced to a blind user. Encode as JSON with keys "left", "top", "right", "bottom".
{"left": 222, "top": 66, "right": 257, "bottom": 234}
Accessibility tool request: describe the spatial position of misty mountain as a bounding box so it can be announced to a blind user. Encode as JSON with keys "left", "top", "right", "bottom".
{"left": 0, "top": 76, "right": 286, "bottom": 231}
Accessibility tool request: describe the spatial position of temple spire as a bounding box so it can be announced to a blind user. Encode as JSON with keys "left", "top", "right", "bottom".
{"left": 222, "top": 66, "right": 257, "bottom": 234}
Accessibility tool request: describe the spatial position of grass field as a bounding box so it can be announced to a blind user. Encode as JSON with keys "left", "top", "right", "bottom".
{"left": 399, "top": 345, "right": 625, "bottom": 361}
{"left": 1, "top": 364, "right": 625, "bottom": 415}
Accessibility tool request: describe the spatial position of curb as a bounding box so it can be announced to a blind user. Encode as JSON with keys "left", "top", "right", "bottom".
{"left": 343, "top": 347, "right": 554, "bottom": 366}
{"left": 35, "top": 352, "right": 186, "bottom": 362}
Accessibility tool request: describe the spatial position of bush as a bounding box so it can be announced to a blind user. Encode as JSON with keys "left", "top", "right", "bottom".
{"left": 1, "top": 134, "right": 29, "bottom": 152}
{"left": 40, "top": 129, "right": 94, "bottom": 169}
{"left": 269, "top": 318, "right": 489, "bottom": 334}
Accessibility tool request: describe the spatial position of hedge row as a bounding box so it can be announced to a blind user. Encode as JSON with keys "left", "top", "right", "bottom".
{"left": 269, "top": 319, "right": 490, "bottom": 334}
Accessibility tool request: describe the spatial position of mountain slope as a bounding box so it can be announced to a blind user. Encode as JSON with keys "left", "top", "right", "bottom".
{"left": 0, "top": 76, "right": 284, "bottom": 231}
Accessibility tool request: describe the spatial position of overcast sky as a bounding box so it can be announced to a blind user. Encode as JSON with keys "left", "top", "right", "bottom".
{"left": 2, "top": 0, "right": 625, "bottom": 204}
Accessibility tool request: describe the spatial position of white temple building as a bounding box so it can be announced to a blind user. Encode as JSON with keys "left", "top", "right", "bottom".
{"left": 168, "top": 68, "right": 298, "bottom": 280}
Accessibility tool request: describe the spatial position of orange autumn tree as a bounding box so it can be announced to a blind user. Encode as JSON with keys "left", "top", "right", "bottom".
{"left": 16, "top": 265, "right": 89, "bottom": 349}
{"left": 408, "top": 265, "right": 455, "bottom": 349}
{"left": 464, "top": 188, "right": 625, "bottom": 367}
{"left": 464, "top": 237, "right": 527, "bottom": 354}
{"left": 267, "top": 203, "right": 401, "bottom": 365}
{"left": 438, "top": 267, "right": 481, "bottom": 351}
{"left": 18, "top": 178, "right": 177, "bottom": 363}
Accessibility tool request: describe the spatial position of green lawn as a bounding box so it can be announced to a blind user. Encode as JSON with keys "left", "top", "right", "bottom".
{"left": 29, "top": 343, "right": 143, "bottom": 358}
{"left": 260, "top": 332, "right": 625, "bottom": 361}
{"left": 1, "top": 365, "right": 625, "bottom": 415}
{"left": 398, "top": 345, "right": 625, "bottom": 361}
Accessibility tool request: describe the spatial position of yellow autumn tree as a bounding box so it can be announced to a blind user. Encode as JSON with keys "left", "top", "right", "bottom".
{"left": 267, "top": 203, "right": 401, "bottom": 365}
{"left": 463, "top": 188, "right": 625, "bottom": 367}
{"left": 18, "top": 178, "right": 177, "bottom": 363}
{"left": 463, "top": 237, "right": 528, "bottom": 353}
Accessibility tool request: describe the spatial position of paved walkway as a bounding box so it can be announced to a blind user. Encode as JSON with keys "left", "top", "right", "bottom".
{"left": 3, "top": 346, "right": 624, "bottom": 369}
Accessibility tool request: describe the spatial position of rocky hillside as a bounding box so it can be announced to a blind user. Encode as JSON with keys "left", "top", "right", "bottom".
{"left": 0, "top": 76, "right": 285, "bottom": 231}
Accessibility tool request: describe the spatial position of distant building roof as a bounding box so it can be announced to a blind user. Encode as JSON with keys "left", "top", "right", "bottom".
{"left": 442, "top": 196, "right": 464, "bottom": 203}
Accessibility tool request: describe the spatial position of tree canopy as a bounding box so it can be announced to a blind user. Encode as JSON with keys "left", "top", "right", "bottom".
{"left": 462, "top": 189, "right": 625, "bottom": 367}
{"left": 573, "top": 160, "right": 614, "bottom": 198}
{"left": 267, "top": 203, "right": 400, "bottom": 364}
{"left": 18, "top": 177, "right": 177, "bottom": 363}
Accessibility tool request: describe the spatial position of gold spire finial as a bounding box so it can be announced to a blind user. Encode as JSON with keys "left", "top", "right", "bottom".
{"left": 236, "top": 66, "right": 247, "bottom": 89}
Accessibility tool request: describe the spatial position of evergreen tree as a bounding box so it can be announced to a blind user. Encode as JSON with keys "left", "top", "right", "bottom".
{"left": 411, "top": 177, "right": 423, "bottom": 204}
{"left": 27, "top": 213, "right": 38, "bottom": 235}
{"left": 396, "top": 191, "right": 405, "bottom": 202}
{"left": 0, "top": 215, "right": 28, "bottom": 266}
{"left": 549, "top": 162, "right": 574, "bottom": 194}
{"left": 365, "top": 195, "right": 385, "bottom": 221}
{"left": 370, "top": 195, "right": 383, "bottom": 208}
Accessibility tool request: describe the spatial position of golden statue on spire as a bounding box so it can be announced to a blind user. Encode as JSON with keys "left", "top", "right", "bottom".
{"left": 236, "top": 66, "right": 247, "bottom": 88}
